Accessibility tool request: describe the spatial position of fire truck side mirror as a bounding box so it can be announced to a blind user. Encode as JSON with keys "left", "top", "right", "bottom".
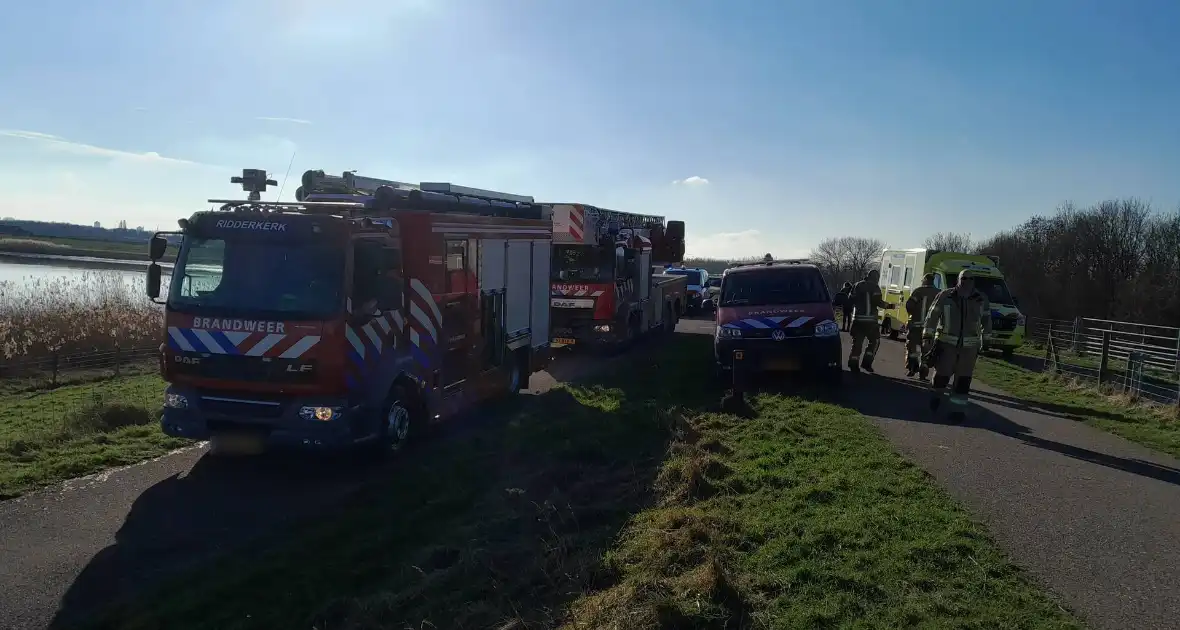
{"left": 149, "top": 235, "right": 168, "bottom": 261}
{"left": 146, "top": 263, "right": 163, "bottom": 300}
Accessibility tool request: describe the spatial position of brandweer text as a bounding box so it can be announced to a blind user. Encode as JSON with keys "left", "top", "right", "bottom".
{"left": 192, "top": 318, "right": 286, "bottom": 333}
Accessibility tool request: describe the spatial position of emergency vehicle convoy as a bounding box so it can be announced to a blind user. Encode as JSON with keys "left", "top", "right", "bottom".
{"left": 145, "top": 168, "right": 553, "bottom": 454}
{"left": 546, "top": 203, "right": 688, "bottom": 351}
{"left": 876, "top": 248, "right": 1027, "bottom": 357}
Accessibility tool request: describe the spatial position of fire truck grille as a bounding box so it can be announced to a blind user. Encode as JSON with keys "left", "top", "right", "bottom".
{"left": 173, "top": 354, "right": 318, "bottom": 384}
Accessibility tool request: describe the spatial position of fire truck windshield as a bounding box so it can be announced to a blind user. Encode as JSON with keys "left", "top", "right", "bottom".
{"left": 168, "top": 237, "right": 344, "bottom": 318}
{"left": 552, "top": 245, "right": 614, "bottom": 282}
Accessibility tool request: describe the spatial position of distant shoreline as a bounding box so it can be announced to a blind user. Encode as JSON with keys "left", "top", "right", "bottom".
{"left": 0, "top": 251, "right": 174, "bottom": 273}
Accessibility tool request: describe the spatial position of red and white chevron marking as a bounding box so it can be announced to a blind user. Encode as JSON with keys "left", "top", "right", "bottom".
{"left": 408, "top": 278, "right": 443, "bottom": 351}
{"left": 345, "top": 309, "right": 406, "bottom": 359}
{"left": 568, "top": 205, "right": 585, "bottom": 242}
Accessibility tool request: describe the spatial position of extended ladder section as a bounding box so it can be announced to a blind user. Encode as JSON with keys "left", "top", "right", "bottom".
{"left": 208, "top": 168, "right": 546, "bottom": 220}
{"left": 549, "top": 203, "right": 667, "bottom": 245}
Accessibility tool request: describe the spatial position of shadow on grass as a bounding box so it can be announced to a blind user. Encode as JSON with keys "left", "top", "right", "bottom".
{"left": 52, "top": 332, "right": 728, "bottom": 630}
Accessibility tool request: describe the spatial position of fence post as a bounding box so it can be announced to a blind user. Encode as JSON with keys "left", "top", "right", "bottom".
{"left": 1098, "top": 330, "right": 1110, "bottom": 385}
{"left": 51, "top": 351, "right": 59, "bottom": 388}
{"left": 1173, "top": 329, "right": 1179, "bottom": 380}
{"left": 1073, "top": 316, "right": 1082, "bottom": 355}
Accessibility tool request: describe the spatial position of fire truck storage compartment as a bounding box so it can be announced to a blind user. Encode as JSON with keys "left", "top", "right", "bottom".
{"left": 480, "top": 238, "right": 506, "bottom": 291}
{"left": 506, "top": 240, "right": 533, "bottom": 340}
{"left": 530, "top": 242, "right": 550, "bottom": 345}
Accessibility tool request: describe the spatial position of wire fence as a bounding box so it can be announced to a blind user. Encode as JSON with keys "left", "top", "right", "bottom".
{"left": 1, "top": 346, "right": 165, "bottom": 455}
{"left": 1030, "top": 317, "right": 1180, "bottom": 406}
{"left": 0, "top": 345, "right": 160, "bottom": 395}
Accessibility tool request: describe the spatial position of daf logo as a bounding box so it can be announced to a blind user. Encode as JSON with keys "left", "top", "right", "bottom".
{"left": 771, "top": 329, "right": 786, "bottom": 341}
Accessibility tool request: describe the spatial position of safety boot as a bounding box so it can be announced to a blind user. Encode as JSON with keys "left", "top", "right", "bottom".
{"left": 860, "top": 357, "right": 875, "bottom": 373}
{"left": 905, "top": 357, "right": 918, "bottom": 376}
{"left": 847, "top": 357, "right": 860, "bottom": 373}
{"left": 918, "top": 366, "right": 929, "bottom": 381}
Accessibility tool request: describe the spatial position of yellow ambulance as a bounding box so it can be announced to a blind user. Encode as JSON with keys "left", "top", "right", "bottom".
{"left": 876, "top": 248, "right": 1026, "bottom": 357}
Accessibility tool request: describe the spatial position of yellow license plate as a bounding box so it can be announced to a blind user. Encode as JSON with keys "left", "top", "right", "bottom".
{"left": 553, "top": 337, "right": 576, "bottom": 346}
{"left": 764, "top": 358, "right": 800, "bottom": 371}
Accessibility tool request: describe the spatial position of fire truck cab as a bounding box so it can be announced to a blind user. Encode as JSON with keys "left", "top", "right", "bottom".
{"left": 145, "top": 168, "right": 552, "bottom": 455}
{"left": 546, "top": 203, "right": 687, "bottom": 350}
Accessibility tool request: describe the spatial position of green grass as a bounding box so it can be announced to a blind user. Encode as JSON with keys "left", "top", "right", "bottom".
{"left": 0, "top": 235, "right": 171, "bottom": 262}
{"left": 80, "top": 335, "right": 1077, "bottom": 630}
{"left": 976, "top": 353, "right": 1180, "bottom": 459}
{"left": 0, "top": 373, "right": 186, "bottom": 499}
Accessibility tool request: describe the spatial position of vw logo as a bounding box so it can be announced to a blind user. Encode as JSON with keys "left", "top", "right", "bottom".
{"left": 771, "top": 329, "right": 786, "bottom": 341}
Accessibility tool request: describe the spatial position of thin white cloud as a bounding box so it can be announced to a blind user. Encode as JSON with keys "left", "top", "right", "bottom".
{"left": 672, "top": 175, "right": 709, "bottom": 186}
{"left": 0, "top": 129, "right": 201, "bottom": 166}
{"left": 255, "top": 116, "right": 313, "bottom": 125}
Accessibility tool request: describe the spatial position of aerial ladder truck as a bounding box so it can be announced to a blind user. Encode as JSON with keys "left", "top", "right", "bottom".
{"left": 545, "top": 203, "right": 687, "bottom": 351}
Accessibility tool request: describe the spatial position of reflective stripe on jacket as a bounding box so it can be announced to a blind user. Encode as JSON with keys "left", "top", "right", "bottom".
{"left": 851, "top": 280, "right": 888, "bottom": 321}
{"left": 906, "top": 285, "right": 941, "bottom": 327}
{"left": 923, "top": 287, "right": 992, "bottom": 346}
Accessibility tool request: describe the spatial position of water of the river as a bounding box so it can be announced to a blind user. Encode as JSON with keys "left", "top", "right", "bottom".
{"left": 0, "top": 258, "right": 166, "bottom": 295}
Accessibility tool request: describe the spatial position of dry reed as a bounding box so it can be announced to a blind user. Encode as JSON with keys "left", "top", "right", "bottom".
{"left": 0, "top": 271, "right": 161, "bottom": 360}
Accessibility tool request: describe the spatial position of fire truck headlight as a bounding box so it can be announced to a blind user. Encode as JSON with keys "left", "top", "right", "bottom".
{"left": 814, "top": 321, "right": 840, "bottom": 338}
{"left": 594, "top": 324, "right": 612, "bottom": 333}
{"left": 300, "top": 406, "right": 342, "bottom": 422}
{"left": 164, "top": 393, "right": 189, "bottom": 409}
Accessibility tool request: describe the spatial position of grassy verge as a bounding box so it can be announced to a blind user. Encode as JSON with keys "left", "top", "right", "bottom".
{"left": 976, "top": 354, "right": 1180, "bottom": 458}
{"left": 0, "top": 373, "right": 186, "bottom": 499}
{"left": 82, "top": 335, "right": 1077, "bottom": 630}
{"left": 0, "top": 236, "right": 172, "bottom": 262}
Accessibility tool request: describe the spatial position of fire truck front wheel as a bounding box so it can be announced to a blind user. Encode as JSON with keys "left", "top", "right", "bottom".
{"left": 374, "top": 384, "right": 413, "bottom": 454}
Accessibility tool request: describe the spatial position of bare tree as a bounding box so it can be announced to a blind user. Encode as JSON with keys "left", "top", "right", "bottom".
{"left": 974, "top": 199, "right": 1180, "bottom": 325}
{"left": 923, "top": 232, "right": 975, "bottom": 253}
{"left": 809, "top": 236, "right": 884, "bottom": 288}
{"left": 840, "top": 236, "right": 885, "bottom": 281}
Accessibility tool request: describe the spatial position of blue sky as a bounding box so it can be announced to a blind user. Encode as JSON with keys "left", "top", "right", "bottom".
{"left": 1, "top": 0, "right": 1178, "bottom": 259}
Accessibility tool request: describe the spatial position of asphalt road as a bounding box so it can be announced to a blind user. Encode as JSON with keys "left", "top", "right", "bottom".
{"left": 5, "top": 317, "right": 1179, "bottom": 630}
{"left": 0, "top": 346, "right": 618, "bottom": 630}
{"left": 841, "top": 332, "right": 1180, "bottom": 630}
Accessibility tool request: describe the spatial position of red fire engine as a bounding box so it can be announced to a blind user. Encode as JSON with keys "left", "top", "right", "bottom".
{"left": 144, "top": 168, "right": 553, "bottom": 454}
{"left": 545, "top": 203, "right": 687, "bottom": 350}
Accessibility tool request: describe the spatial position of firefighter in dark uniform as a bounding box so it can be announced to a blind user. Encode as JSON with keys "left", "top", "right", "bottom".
{"left": 904, "top": 273, "right": 941, "bottom": 379}
{"left": 847, "top": 269, "right": 892, "bottom": 373}
{"left": 923, "top": 269, "right": 993, "bottom": 422}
